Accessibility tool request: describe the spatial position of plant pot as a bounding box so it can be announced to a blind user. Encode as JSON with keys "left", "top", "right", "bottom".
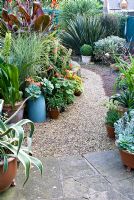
{"left": 105, "top": 124, "right": 115, "bottom": 139}
{"left": 117, "top": 106, "right": 128, "bottom": 116}
{"left": 0, "top": 158, "right": 17, "bottom": 192}
{"left": 119, "top": 150, "right": 134, "bottom": 170}
{"left": 27, "top": 94, "right": 46, "bottom": 123}
{"left": 81, "top": 56, "right": 91, "bottom": 64}
{"left": 3, "top": 101, "right": 25, "bottom": 124}
{"left": 110, "top": 64, "right": 119, "bottom": 71}
{"left": 74, "top": 91, "right": 82, "bottom": 96}
{"left": 49, "top": 108, "right": 60, "bottom": 119}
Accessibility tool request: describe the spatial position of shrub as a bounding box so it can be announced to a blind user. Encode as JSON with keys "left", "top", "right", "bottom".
{"left": 105, "top": 109, "right": 121, "bottom": 127}
{"left": 101, "top": 14, "right": 126, "bottom": 38}
{"left": 94, "top": 36, "right": 126, "bottom": 65}
{"left": 80, "top": 44, "right": 92, "bottom": 56}
{"left": 59, "top": 0, "right": 102, "bottom": 28}
{"left": 60, "top": 15, "right": 105, "bottom": 55}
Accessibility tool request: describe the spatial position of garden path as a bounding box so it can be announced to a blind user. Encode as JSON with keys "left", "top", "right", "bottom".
{"left": 32, "top": 65, "right": 116, "bottom": 158}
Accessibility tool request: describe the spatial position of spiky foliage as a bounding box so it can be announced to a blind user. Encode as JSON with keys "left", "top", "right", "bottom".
{"left": 59, "top": 0, "right": 102, "bottom": 28}
{"left": 60, "top": 15, "right": 105, "bottom": 55}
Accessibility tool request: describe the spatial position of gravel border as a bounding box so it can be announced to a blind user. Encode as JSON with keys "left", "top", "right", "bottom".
{"left": 32, "top": 66, "right": 116, "bottom": 158}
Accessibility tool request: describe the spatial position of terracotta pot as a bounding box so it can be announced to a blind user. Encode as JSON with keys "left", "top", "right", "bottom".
{"left": 105, "top": 124, "right": 115, "bottom": 139}
{"left": 3, "top": 101, "right": 25, "bottom": 123}
{"left": 74, "top": 91, "right": 82, "bottom": 96}
{"left": 49, "top": 108, "right": 60, "bottom": 119}
{"left": 0, "top": 158, "right": 17, "bottom": 192}
{"left": 117, "top": 106, "right": 128, "bottom": 116}
{"left": 110, "top": 64, "right": 119, "bottom": 71}
{"left": 119, "top": 150, "right": 134, "bottom": 170}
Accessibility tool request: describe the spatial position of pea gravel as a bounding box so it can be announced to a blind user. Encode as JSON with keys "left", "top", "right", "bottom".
{"left": 32, "top": 66, "right": 116, "bottom": 158}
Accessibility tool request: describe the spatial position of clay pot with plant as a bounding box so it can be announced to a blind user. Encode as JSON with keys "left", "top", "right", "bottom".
{"left": 105, "top": 109, "right": 121, "bottom": 139}
{"left": 80, "top": 44, "right": 92, "bottom": 65}
{"left": 47, "top": 95, "right": 63, "bottom": 119}
{"left": 114, "top": 110, "right": 134, "bottom": 171}
{"left": 0, "top": 115, "right": 43, "bottom": 192}
{"left": 0, "top": 63, "right": 24, "bottom": 123}
{"left": 111, "top": 90, "right": 134, "bottom": 115}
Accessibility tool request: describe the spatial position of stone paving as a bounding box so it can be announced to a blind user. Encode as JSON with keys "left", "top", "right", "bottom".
{"left": 0, "top": 150, "right": 134, "bottom": 200}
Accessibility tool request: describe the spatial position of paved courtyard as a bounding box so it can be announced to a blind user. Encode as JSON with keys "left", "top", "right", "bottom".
{"left": 1, "top": 150, "right": 134, "bottom": 200}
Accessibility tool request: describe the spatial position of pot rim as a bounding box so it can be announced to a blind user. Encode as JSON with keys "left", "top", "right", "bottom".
{"left": 105, "top": 123, "right": 114, "bottom": 128}
{"left": 3, "top": 101, "right": 25, "bottom": 108}
{"left": 119, "top": 149, "right": 134, "bottom": 155}
{"left": 0, "top": 157, "right": 17, "bottom": 166}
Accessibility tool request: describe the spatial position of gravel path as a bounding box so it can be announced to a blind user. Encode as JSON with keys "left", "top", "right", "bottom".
{"left": 32, "top": 66, "right": 116, "bottom": 158}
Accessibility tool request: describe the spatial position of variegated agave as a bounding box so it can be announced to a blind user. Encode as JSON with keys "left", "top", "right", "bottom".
{"left": 0, "top": 118, "right": 43, "bottom": 185}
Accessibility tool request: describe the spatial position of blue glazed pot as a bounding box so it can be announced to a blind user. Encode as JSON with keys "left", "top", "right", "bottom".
{"left": 27, "top": 95, "right": 46, "bottom": 123}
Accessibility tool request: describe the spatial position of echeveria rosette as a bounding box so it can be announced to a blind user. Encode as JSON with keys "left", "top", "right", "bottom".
{"left": 114, "top": 110, "right": 134, "bottom": 153}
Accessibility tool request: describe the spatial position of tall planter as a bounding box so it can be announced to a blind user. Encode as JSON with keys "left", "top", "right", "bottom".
{"left": 0, "top": 158, "right": 17, "bottom": 192}
{"left": 27, "top": 94, "right": 46, "bottom": 123}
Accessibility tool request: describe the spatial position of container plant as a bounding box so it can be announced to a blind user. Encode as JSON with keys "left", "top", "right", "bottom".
{"left": 0, "top": 63, "right": 24, "bottom": 123}
{"left": 25, "top": 84, "right": 46, "bottom": 123}
{"left": 114, "top": 110, "right": 134, "bottom": 170}
{"left": 80, "top": 44, "right": 92, "bottom": 64}
{"left": 47, "top": 95, "right": 63, "bottom": 119}
{"left": 111, "top": 90, "right": 134, "bottom": 115}
{"left": 0, "top": 117, "right": 43, "bottom": 192}
{"left": 105, "top": 109, "right": 121, "bottom": 139}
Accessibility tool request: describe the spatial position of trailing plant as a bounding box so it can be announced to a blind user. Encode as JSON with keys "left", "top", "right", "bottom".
{"left": 114, "top": 110, "right": 134, "bottom": 153}
{"left": 94, "top": 36, "right": 126, "bottom": 65}
{"left": 0, "top": 118, "right": 43, "bottom": 185}
{"left": 60, "top": 15, "right": 106, "bottom": 55}
{"left": 0, "top": 63, "right": 22, "bottom": 107}
{"left": 80, "top": 44, "right": 92, "bottom": 56}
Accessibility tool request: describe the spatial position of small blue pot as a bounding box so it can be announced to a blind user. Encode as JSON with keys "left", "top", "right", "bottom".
{"left": 27, "top": 95, "right": 46, "bottom": 123}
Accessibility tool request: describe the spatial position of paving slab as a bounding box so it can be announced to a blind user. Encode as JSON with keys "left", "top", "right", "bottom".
{"left": 84, "top": 150, "right": 134, "bottom": 183}
{"left": 0, "top": 150, "right": 133, "bottom": 200}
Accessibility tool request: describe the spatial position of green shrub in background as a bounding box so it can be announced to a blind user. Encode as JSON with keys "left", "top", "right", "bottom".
{"left": 94, "top": 36, "right": 126, "bottom": 65}
{"left": 101, "top": 14, "right": 127, "bottom": 38}
{"left": 59, "top": 0, "right": 102, "bottom": 28}
{"left": 80, "top": 44, "right": 92, "bottom": 56}
{"left": 60, "top": 15, "right": 105, "bottom": 55}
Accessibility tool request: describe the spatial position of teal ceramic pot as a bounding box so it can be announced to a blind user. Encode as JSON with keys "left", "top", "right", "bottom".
{"left": 27, "top": 95, "right": 46, "bottom": 123}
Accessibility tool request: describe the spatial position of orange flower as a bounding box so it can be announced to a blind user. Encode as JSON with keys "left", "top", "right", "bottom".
{"left": 69, "top": 63, "right": 73, "bottom": 69}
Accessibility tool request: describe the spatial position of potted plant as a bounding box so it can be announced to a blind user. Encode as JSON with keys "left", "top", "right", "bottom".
{"left": 111, "top": 90, "right": 134, "bottom": 115}
{"left": 114, "top": 110, "right": 134, "bottom": 170}
{"left": 0, "top": 63, "right": 24, "bottom": 123}
{"left": 105, "top": 109, "right": 121, "bottom": 139}
{"left": 25, "top": 84, "right": 46, "bottom": 123}
{"left": 80, "top": 44, "right": 92, "bottom": 64}
{"left": 0, "top": 117, "right": 43, "bottom": 192}
{"left": 47, "top": 95, "right": 63, "bottom": 119}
